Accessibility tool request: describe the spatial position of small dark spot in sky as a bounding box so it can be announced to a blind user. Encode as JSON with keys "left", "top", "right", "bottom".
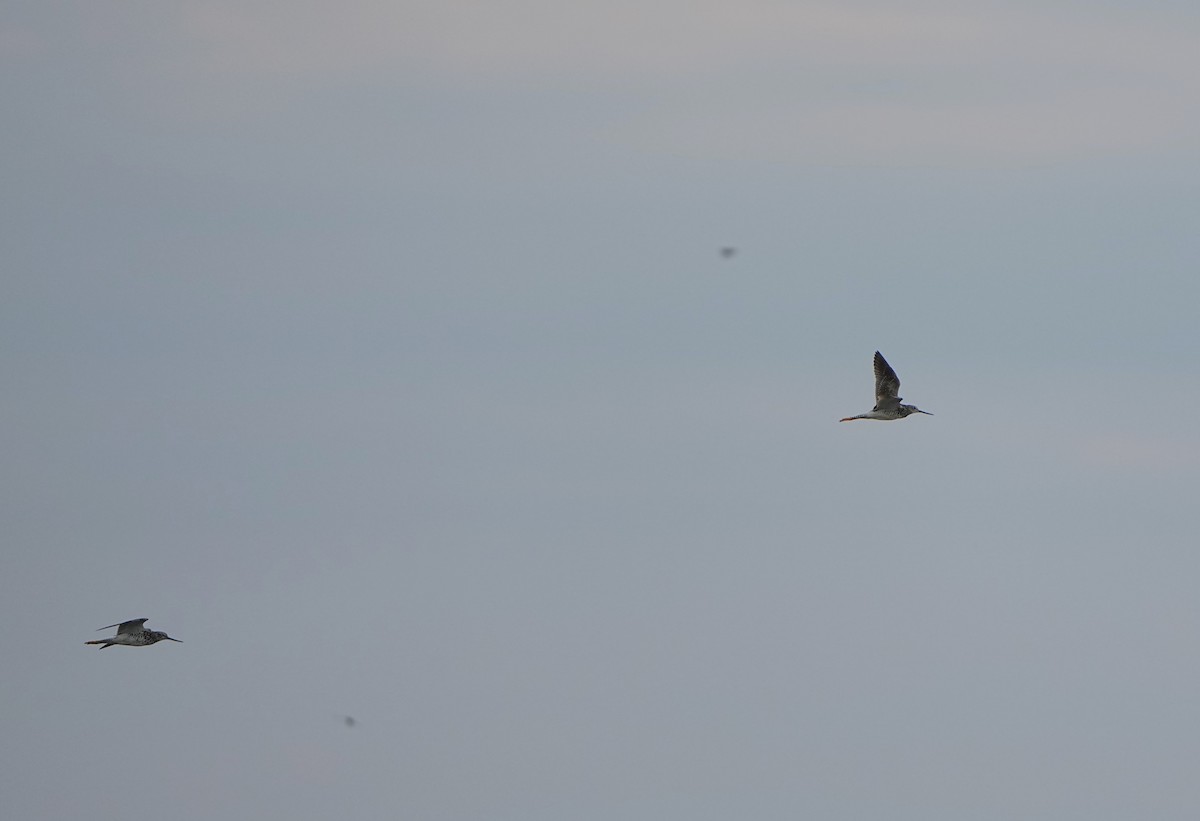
{"left": 343, "top": 716, "right": 356, "bottom": 728}
{"left": 720, "top": 247, "right": 737, "bottom": 258}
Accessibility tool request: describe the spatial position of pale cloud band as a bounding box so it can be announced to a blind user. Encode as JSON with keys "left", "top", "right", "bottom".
{"left": 6, "top": 1, "right": 1199, "bottom": 164}
{"left": 168, "top": 1, "right": 1200, "bottom": 164}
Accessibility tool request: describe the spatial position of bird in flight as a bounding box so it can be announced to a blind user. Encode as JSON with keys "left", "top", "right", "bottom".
{"left": 85, "top": 618, "right": 182, "bottom": 648}
{"left": 840, "top": 351, "right": 933, "bottom": 422}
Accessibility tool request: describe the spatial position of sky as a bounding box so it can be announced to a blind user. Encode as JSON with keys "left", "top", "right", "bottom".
{"left": 4, "top": 2, "right": 1200, "bottom": 819}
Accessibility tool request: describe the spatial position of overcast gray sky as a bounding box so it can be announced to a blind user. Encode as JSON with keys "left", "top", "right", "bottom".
{"left": 5, "top": 2, "right": 1200, "bottom": 819}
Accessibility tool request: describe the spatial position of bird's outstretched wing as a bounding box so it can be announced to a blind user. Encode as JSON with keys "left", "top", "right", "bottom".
{"left": 873, "top": 351, "right": 902, "bottom": 407}
{"left": 97, "top": 618, "right": 149, "bottom": 634}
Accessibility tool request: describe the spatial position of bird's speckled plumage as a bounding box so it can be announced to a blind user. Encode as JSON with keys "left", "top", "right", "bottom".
{"left": 85, "top": 618, "right": 182, "bottom": 648}
{"left": 840, "top": 351, "right": 932, "bottom": 422}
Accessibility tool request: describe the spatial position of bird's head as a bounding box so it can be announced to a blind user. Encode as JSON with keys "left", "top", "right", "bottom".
{"left": 150, "top": 631, "right": 183, "bottom": 643}
{"left": 901, "top": 404, "right": 933, "bottom": 417}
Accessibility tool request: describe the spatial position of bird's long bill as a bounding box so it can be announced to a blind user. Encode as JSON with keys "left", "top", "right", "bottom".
{"left": 166, "top": 636, "right": 183, "bottom": 642}
{"left": 918, "top": 409, "right": 934, "bottom": 415}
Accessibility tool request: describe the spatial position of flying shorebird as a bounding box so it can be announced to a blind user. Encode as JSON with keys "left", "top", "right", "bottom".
{"left": 85, "top": 618, "right": 182, "bottom": 649}
{"left": 839, "top": 351, "right": 933, "bottom": 422}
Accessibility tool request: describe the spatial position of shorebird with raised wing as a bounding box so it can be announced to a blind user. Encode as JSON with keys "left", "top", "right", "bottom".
{"left": 840, "top": 351, "right": 933, "bottom": 422}
{"left": 85, "top": 618, "right": 182, "bottom": 648}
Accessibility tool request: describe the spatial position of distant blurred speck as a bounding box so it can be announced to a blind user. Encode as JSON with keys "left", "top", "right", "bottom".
{"left": 719, "top": 247, "right": 737, "bottom": 259}
{"left": 343, "top": 716, "right": 356, "bottom": 728}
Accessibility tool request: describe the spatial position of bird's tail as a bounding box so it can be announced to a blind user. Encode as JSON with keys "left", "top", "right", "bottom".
{"left": 85, "top": 640, "right": 113, "bottom": 648}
